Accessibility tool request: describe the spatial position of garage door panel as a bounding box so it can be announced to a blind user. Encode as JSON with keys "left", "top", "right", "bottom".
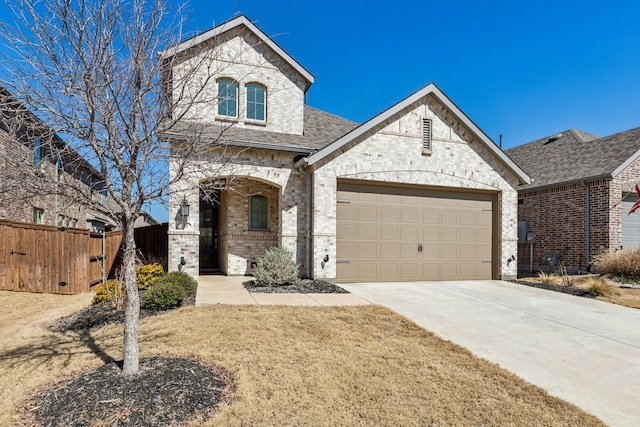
{"left": 337, "top": 204, "right": 356, "bottom": 221}
{"left": 380, "top": 207, "right": 399, "bottom": 222}
{"left": 338, "top": 243, "right": 357, "bottom": 258}
{"left": 337, "top": 224, "right": 356, "bottom": 240}
{"left": 442, "top": 211, "right": 458, "bottom": 225}
{"left": 441, "top": 245, "right": 458, "bottom": 259}
{"left": 400, "top": 244, "right": 418, "bottom": 258}
{"left": 380, "top": 264, "right": 400, "bottom": 278}
{"left": 460, "top": 228, "right": 476, "bottom": 242}
{"left": 401, "top": 209, "right": 419, "bottom": 223}
{"left": 358, "top": 206, "right": 377, "bottom": 221}
{"left": 337, "top": 184, "right": 494, "bottom": 282}
{"left": 358, "top": 225, "right": 378, "bottom": 240}
{"left": 460, "top": 245, "right": 476, "bottom": 260}
{"left": 399, "top": 264, "right": 418, "bottom": 279}
{"left": 358, "top": 243, "right": 378, "bottom": 258}
{"left": 442, "top": 229, "right": 458, "bottom": 242}
{"left": 441, "top": 264, "right": 459, "bottom": 277}
{"left": 381, "top": 226, "right": 399, "bottom": 240}
{"left": 401, "top": 226, "right": 420, "bottom": 241}
{"left": 478, "top": 212, "right": 492, "bottom": 226}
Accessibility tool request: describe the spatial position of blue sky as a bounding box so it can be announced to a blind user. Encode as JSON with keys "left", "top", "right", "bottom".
{"left": 182, "top": 0, "right": 640, "bottom": 149}
{"left": 4, "top": 1, "right": 639, "bottom": 222}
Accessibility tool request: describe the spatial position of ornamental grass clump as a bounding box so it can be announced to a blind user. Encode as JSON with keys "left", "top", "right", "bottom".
{"left": 581, "top": 275, "right": 616, "bottom": 297}
{"left": 253, "top": 246, "right": 299, "bottom": 286}
{"left": 593, "top": 248, "right": 640, "bottom": 279}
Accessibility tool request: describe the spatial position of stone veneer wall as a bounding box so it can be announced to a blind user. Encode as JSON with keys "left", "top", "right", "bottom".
{"left": 309, "top": 94, "right": 521, "bottom": 282}
{"left": 168, "top": 148, "right": 310, "bottom": 280}
{"left": 170, "top": 26, "right": 307, "bottom": 135}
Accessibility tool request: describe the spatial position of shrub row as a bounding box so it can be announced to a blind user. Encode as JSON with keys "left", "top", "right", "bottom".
{"left": 93, "top": 264, "right": 197, "bottom": 311}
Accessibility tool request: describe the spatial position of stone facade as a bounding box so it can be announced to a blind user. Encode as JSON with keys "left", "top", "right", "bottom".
{"left": 167, "top": 148, "right": 309, "bottom": 280}
{"left": 310, "top": 96, "right": 521, "bottom": 281}
{"left": 170, "top": 26, "right": 307, "bottom": 135}
{"left": 165, "top": 17, "right": 525, "bottom": 282}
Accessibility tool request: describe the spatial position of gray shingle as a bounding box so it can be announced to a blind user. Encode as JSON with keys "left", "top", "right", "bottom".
{"left": 162, "top": 105, "right": 358, "bottom": 153}
{"left": 506, "top": 127, "right": 640, "bottom": 190}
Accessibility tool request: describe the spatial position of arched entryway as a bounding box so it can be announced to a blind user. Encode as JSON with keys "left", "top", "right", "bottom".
{"left": 199, "top": 177, "right": 281, "bottom": 275}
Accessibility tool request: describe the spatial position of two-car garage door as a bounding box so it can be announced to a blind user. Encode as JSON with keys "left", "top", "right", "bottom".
{"left": 337, "top": 183, "right": 495, "bottom": 283}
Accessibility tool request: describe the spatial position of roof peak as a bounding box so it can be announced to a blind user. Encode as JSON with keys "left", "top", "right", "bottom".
{"left": 158, "top": 14, "right": 314, "bottom": 89}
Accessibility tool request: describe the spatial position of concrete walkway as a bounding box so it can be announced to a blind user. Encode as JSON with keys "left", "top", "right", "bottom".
{"left": 195, "top": 275, "right": 369, "bottom": 306}
{"left": 341, "top": 280, "right": 640, "bottom": 427}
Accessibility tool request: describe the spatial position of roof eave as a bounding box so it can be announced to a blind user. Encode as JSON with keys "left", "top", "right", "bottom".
{"left": 612, "top": 148, "right": 640, "bottom": 178}
{"left": 159, "top": 130, "right": 315, "bottom": 155}
{"left": 518, "top": 173, "right": 613, "bottom": 193}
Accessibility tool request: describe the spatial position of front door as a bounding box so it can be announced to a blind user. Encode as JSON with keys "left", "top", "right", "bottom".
{"left": 199, "top": 196, "right": 220, "bottom": 272}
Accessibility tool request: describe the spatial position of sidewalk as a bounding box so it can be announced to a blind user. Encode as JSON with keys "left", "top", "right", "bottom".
{"left": 195, "top": 275, "right": 370, "bottom": 306}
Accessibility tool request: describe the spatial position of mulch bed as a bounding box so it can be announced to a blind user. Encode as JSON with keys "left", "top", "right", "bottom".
{"left": 48, "top": 295, "right": 196, "bottom": 332}
{"left": 21, "top": 356, "right": 233, "bottom": 427}
{"left": 243, "top": 279, "right": 349, "bottom": 293}
{"left": 511, "top": 279, "right": 596, "bottom": 298}
{"left": 29, "top": 294, "right": 233, "bottom": 426}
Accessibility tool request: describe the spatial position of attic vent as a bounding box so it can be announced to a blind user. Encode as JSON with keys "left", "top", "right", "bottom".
{"left": 422, "top": 119, "right": 432, "bottom": 152}
{"left": 544, "top": 133, "right": 563, "bottom": 144}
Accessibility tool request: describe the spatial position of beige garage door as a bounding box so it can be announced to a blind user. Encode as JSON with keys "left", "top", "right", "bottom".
{"left": 337, "top": 184, "right": 494, "bottom": 282}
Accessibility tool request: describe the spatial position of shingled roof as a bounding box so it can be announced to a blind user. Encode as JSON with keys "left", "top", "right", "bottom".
{"left": 161, "top": 105, "right": 359, "bottom": 153}
{"left": 506, "top": 127, "right": 640, "bottom": 190}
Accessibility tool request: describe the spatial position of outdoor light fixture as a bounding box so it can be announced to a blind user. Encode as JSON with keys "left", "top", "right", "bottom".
{"left": 180, "top": 197, "right": 190, "bottom": 217}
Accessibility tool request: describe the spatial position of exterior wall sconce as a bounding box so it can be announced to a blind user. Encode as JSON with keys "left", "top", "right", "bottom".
{"left": 180, "top": 197, "right": 190, "bottom": 217}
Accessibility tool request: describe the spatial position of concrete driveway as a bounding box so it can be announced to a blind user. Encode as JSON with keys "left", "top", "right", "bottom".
{"left": 340, "top": 280, "right": 640, "bottom": 427}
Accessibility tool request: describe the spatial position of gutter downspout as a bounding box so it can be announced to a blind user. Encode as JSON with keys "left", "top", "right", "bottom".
{"left": 296, "top": 162, "right": 313, "bottom": 278}
{"left": 581, "top": 180, "right": 591, "bottom": 271}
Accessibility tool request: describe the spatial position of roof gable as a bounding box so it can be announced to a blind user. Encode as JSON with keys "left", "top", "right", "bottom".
{"left": 506, "top": 126, "right": 640, "bottom": 190}
{"left": 298, "top": 83, "right": 530, "bottom": 184}
{"left": 159, "top": 15, "right": 314, "bottom": 90}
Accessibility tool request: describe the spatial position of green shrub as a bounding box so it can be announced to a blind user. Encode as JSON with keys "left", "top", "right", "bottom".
{"left": 92, "top": 280, "right": 126, "bottom": 308}
{"left": 161, "top": 271, "right": 198, "bottom": 297}
{"left": 593, "top": 248, "right": 640, "bottom": 279}
{"left": 142, "top": 279, "right": 186, "bottom": 311}
{"left": 136, "top": 263, "right": 165, "bottom": 290}
{"left": 253, "top": 246, "right": 299, "bottom": 287}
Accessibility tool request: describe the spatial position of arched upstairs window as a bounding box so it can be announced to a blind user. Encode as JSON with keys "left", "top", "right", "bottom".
{"left": 246, "top": 83, "right": 266, "bottom": 121}
{"left": 250, "top": 195, "right": 268, "bottom": 230}
{"left": 217, "top": 78, "right": 238, "bottom": 117}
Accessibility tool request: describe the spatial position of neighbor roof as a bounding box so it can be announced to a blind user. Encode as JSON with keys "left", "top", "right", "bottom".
{"left": 506, "top": 127, "right": 640, "bottom": 191}
{"left": 296, "top": 83, "right": 531, "bottom": 185}
{"left": 158, "top": 15, "right": 314, "bottom": 91}
{"left": 160, "top": 105, "right": 358, "bottom": 154}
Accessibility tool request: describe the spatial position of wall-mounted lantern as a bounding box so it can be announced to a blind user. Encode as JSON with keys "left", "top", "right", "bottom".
{"left": 180, "top": 197, "right": 190, "bottom": 217}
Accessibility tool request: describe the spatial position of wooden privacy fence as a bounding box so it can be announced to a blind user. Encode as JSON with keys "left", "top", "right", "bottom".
{"left": 0, "top": 220, "right": 122, "bottom": 294}
{"left": 134, "top": 222, "right": 168, "bottom": 271}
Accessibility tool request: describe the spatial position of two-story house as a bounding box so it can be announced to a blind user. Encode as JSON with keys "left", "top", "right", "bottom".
{"left": 160, "top": 15, "right": 530, "bottom": 284}
{"left": 0, "top": 86, "right": 114, "bottom": 231}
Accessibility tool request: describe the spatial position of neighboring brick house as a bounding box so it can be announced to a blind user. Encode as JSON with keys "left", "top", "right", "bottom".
{"left": 160, "top": 15, "right": 530, "bottom": 283}
{"left": 506, "top": 128, "right": 640, "bottom": 273}
{"left": 0, "top": 87, "right": 114, "bottom": 231}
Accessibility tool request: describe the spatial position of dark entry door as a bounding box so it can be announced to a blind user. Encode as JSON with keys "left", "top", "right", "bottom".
{"left": 199, "top": 197, "right": 220, "bottom": 272}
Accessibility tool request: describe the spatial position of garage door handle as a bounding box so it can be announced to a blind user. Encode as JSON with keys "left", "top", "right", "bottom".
{"left": 418, "top": 243, "right": 423, "bottom": 253}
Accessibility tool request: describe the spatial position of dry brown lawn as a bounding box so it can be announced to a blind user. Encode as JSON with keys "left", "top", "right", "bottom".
{"left": 0, "top": 290, "right": 605, "bottom": 426}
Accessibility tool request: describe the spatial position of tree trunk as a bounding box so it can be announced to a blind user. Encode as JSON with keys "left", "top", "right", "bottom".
{"left": 121, "top": 222, "right": 140, "bottom": 375}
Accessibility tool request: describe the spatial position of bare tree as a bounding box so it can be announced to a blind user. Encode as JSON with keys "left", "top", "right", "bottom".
{"left": 0, "top": 0, "right": 245, "bottom": 375}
